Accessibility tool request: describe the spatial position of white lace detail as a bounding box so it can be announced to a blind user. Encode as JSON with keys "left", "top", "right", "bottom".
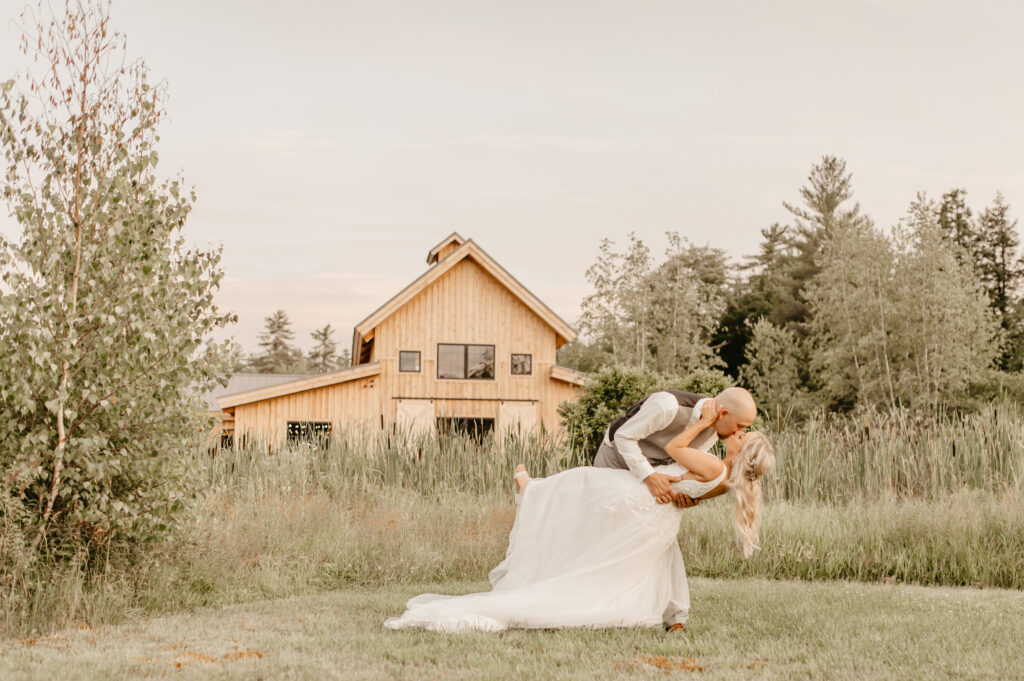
{"left": 662, "top": 463, "right": 727, "bottom": 499}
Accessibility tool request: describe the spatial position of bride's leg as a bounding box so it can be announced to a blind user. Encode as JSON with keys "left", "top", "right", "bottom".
{"left": 514, "top": 464, "right": 531, "bottom": 493}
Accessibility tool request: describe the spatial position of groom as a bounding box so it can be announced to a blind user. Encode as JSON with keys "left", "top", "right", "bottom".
{"left": 593, "top": 386, "right": 757, "bottom": 507}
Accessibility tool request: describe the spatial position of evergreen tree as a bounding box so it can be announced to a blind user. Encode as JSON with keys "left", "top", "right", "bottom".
{"left": 252, "top": 310, "right": 302, "bottom": 373}
{"left": 714, "top": 223, "right": 795, "bottom": 377}
{"left": 779, "top": 155, "right": 868, "bottom": 335}
{"left": 308, "top": 324, "right": 338, "bottom": 374}
{"left": 716, "top": 157, "right": 866, "bottom": 382}
{"left": 975, "top": 193, "right": 1023, "bottom": 338}
{"left": 740, "top": 318, "right": 807, "bottom": 418}
{"left": 937, "top": 188, "right": 976, "bottom": 262}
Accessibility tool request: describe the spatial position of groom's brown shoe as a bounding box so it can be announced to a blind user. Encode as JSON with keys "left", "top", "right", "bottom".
{"left": 664, "top": 623, "right": 687, "bottom": 633}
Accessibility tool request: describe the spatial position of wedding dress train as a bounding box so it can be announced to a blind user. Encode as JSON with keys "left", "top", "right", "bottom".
{"left": 383, "top": 462, "right": 726, "bottom": 633}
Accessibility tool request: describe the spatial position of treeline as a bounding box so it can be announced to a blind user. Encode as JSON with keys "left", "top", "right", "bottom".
{"left": 232, "top": 310, "right": 352, "bottom": 374}
{"left": 559, "top": 156, "right": 1022, "bottom": 417}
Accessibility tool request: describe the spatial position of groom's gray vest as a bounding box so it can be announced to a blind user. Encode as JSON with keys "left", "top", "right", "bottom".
{"left": 592, "top": 390, "right": 711, "bottom": 470}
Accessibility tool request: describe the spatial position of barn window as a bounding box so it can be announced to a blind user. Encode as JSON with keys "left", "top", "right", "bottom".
{"left": 437, "top": 343, "right": 495, "bottom": 380}
{"left": 511, "top": 353, "right": 532, "bottom": 375}
{"left": 286, "top": 421, "right": 332, "bottom": 443}
{"left": 399, "top": 350, "right": 421, "bottom": 372}
{"left": 436, "top": 417, "right": 495, "bottom": 440}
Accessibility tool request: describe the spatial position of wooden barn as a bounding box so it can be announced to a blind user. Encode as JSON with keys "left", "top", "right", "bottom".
{"left": 216, "top": 233, "right": 586, "bottom": 446}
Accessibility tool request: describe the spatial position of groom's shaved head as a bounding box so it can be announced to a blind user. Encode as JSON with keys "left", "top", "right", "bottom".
{"left": 713, "top": 387, "right": 757, "bottom": 437}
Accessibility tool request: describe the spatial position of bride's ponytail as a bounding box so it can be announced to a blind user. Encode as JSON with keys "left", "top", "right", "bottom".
{"left": 726, "top": 432, "right": 776, "bottom": 559}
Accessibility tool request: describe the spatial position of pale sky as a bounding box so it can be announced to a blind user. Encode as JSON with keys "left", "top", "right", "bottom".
{"left": 2, "top": 0, "right": 1022, "bottom": 354}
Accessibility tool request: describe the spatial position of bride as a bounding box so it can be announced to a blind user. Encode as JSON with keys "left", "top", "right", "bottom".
{"left": 384, "top": 407, "right": 776, "bottom": 633}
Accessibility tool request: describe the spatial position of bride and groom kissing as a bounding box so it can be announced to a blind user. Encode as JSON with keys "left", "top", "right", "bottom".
{"left": 385, "top": 385, "right": 776, "bottom": 633}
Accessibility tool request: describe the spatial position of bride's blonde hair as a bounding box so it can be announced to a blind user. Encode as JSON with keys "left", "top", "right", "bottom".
{"left": 726, "top": 431, "right": 776, "bottom": 559}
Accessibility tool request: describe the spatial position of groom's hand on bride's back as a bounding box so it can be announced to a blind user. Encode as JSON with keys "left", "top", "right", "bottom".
{"left": 643, "top": 472, "right": 683, "bottom": 504}
{"left": 672, "top": 494, "right": 699, "bottom": 509}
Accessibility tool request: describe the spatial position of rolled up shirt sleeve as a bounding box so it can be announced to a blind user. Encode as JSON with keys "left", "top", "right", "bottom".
{"left": 613, "top": 392, "right": 680, "bottom": 481}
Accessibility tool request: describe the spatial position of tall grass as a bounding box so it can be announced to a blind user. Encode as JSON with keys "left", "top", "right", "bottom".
{"left": 204, "top": 401, "right": 1024, "bottom": 503}
{"left": 766, "top": 402, "right": 1024, "bottom": 502}
{"left": 201, "top": 426, "right": 579, "bottom": 499}
{"left": 5, "top": 403, "right": 1024, "bottom": 637}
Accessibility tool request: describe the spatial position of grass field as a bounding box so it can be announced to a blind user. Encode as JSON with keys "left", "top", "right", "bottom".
{"left": 3, "top": 577, "right": 1022, "bottom": 680}
{"left": 4, "top": 404, "right": 1023, "bottom": 640}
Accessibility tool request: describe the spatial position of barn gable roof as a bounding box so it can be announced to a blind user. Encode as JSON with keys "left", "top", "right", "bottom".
{"left": 352, "top": 238, "right": 576, "bottom": 361}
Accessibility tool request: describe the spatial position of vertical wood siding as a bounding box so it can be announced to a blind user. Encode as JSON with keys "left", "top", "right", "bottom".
{"left": 228, "top": 256, "right": 581, "bottom": 444}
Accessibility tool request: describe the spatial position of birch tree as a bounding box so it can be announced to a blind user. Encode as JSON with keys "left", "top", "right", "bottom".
{"left": 807, "top": 195, "right": 1000, "bottom": 413}
{"left": 646, "top": 233, "right": 726, "bottom": 375}
{"left": 806, "top": 220, "right": 898, "bottom": 411}
{"left": 891, "top": 195, "right": 1001, "bottom": 412}
{"left": 0, "top": 1, "right": 233, "bottom": 572}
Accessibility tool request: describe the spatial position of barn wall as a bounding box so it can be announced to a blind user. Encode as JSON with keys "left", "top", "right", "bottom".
{"left": 227, "top": 255, "right": 582, "bottom": 444}
{"left": 232, "top": 375, "right": 380, "bottom": 446}
{"left": 373, "top": 257, "right": 576, "bottom": 430}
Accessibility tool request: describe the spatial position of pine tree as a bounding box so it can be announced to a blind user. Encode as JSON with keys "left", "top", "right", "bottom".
{"left": 308, "top": 324, "right": 338, "bottom": 374}
{"left": 975, "top": 193, "right": 1022, "bottom": 325}
{"left": 975, "top": 192, "right": 1024, "bottom": 369}
{"left": 779, "top": 155, "right": 869, "bottom": 335}
{"left": 714, "top": 223, "right": 795, "bottom": 377}
{"left": 740, "top": 318, "right": 807, "bottom": 418}
{"left": 252, "top": 310, "right": 301, "bottom": 373}
{"left": 937, "top": 188, "right": 976, "bottom": 262}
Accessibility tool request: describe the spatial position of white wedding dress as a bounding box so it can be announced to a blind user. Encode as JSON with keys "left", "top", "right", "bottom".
{"left": 383, "top": 462, "right": 726, "bottom": 633}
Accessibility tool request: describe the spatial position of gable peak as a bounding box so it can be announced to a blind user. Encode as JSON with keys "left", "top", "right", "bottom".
{"left": 426, "top": 232, "right": 466, "bottom": 264}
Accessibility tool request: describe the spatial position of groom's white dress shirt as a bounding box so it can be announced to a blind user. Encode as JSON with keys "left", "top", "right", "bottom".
{"left": 601, "top": 393, "right": 717, "bottom": 481}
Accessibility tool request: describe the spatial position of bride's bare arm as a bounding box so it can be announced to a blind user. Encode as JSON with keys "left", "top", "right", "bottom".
{"left": 661, "top": 400, "right": 725, "bottom": 482}
{"left": 666, "top": 446, "right": 725, "bottom": 483}
{"left": 665, "top": 399, "right": 717, "bottom": 451}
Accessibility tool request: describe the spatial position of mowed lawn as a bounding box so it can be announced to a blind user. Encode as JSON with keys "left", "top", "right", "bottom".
{"left": 2, "top": 577, "right": 1022, "bottom": 681}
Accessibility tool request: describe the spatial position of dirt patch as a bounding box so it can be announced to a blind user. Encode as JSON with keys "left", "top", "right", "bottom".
{"left": 616, "top": 655, "right": 706, "bottom": 672}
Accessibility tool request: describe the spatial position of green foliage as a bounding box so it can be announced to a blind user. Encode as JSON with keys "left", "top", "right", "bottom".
{"left": 0, "top": 1, "right": 233, "bottom": 592}
{"left": 714, "top": 157, "right": 868, "bottom": 380}
{"left": 557, "top": 366, "right": 733, "bottom": 458}
{"left": 673, "top": 367, "right": 733, "bottom": 396}
{"left": 578, "top": 232, "right": 726, "bottom": 375}
{"left": 557, "top": 366, "right": 659, "bottom": 457}
{"left": 807, "top": 194, "right": 1001, "bottom": 414}
{"left": 740, "top": 318, "right": 808, "bottom": 417}
{"left": 555, "top": 339, "right": 612, "bottom": 374}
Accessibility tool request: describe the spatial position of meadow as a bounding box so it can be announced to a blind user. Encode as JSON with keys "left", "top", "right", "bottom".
{"left": 5, "top": 578, "right": 1023, "bottom": 680}
{"left": 3, "top": 402, "right": 1024, "bottom": 676}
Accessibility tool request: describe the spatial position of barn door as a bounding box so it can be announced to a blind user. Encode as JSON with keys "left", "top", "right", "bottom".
{"left": 499, "top": 401, "right": 538, "bottom": 437}
{"left": 396, "top": 399, "right": 435, "bottom": 435}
